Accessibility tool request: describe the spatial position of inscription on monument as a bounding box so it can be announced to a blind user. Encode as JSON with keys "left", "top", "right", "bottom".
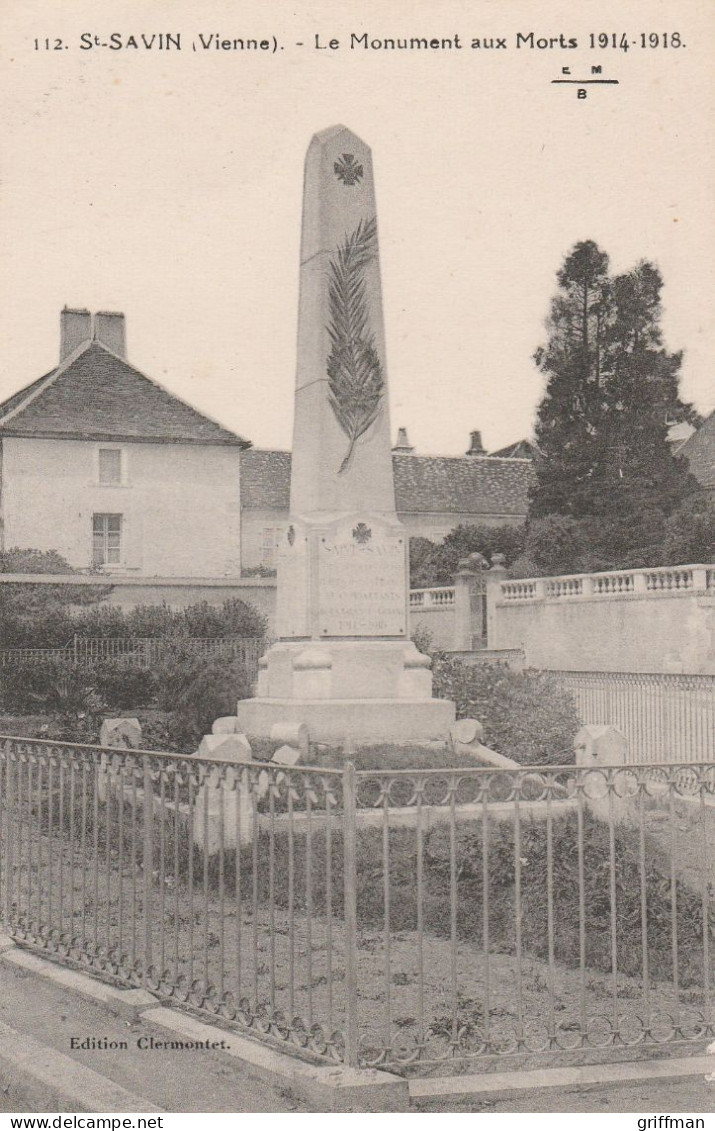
{"left": 318, "top": 527, "right": 407, "bottom": 636}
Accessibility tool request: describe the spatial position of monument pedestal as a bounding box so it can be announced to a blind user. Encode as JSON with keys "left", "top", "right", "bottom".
{"left": 236, "top": 638, "right": 455, "bottom": 744}
{"left": 236, "top": 697, "right": 454, "bottom": 746}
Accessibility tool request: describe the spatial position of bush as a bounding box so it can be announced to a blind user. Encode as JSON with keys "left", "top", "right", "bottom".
{"left": 153, "top": 642, "right": 253, "bottom": 749}
{"left": 506, "top": 553, "right": 541, "bottom": 579}
{"left": 260, "top": 809, "right": 706, "bottom": 989}
{"left": 410, "top": 623, "right": 433, "bottom": 657}
{"left": 69, "top": 605, "right": 136, "bottom": 640}
{"left": 664, "top": 493, "right": 715, "bottom": 564}
{"left": 180, "top": 598, "right": 266, "bottom": 639}
{"left": 421, "top": 811, "right": 707, "bottom": 985}
{"left": 240, "top": 565, "right": 277, "bottom": 578}
{"left": 0, "top": 547, "right": 74, "bottom": 575}
{"left": 520, "top": 496, "right": 714, "bottom": 578}
{"left": 0, "top": 656, "right": 159, "bottom": 715}
{"left": 70, "top": 597, "right": 268, "bottom": 643}
{"left": 0, "top": 658, "right": 99, "bottom": 715}
{"left": 92, "top": 661, "right": 157, "bottom": 710}
{"left": 431, "top": 654, "right": 579, "bottom": 765}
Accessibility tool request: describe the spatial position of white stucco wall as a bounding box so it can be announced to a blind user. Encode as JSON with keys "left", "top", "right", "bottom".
{"left": 240, "top": 509, "right": 288, "bottom": 572}
{"left": 0, "top": 436, "right": 242, "bottom": 577}
{"left": 490, "top": 590, "right": 715, "bottom": 675}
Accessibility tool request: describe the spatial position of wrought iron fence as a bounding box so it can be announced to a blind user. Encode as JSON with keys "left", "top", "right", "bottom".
{"left": 0, "top": 737, "right": 712, "bottom": 1077}
{"left": 0, "top": 736, "right": 350, "bottom": 1063}
{"left": 0, "top": 637, "right": 267, "bottom": 686}
{"left": 551, "top": 671, "right": 715, "bottom": 765}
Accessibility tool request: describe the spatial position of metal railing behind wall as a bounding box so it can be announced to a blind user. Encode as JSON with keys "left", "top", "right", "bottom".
{"left": 0, "top": 637, "right": 267, "bottom": 686}
{"left": 550, "top": 671, "right": 715, "bottom": 764}
{"left": 0, "top": 737, "right": 712, "bottom": 1076}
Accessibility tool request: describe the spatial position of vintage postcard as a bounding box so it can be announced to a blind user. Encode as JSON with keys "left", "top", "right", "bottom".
{"left": 0, "top": 0, "right": 713, "bottom": 1120}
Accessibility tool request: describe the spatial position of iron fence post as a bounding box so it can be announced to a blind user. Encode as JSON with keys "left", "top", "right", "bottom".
{"left": 342, "top": 760, "right": 359, "bottom": 1068}
{"left": 3, "top": 745, "right": 13, "bottom": 924}
{"left": 143, "top": 755, "right": 154, "bottom": 983}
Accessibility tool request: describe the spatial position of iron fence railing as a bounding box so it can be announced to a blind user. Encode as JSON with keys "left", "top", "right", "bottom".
{"left": 0, "top": 637, "right": 267, "bottom": 685}
{"left": 0, "top": 737, "right": 712, "bottom": 1076}
{"left": 550, "top": 670, "right": 715, "bottom": 765}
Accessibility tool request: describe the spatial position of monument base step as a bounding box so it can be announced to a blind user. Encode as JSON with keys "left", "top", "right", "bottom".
{"left": 235, "top": 697, "right": 455, "bottom": 745}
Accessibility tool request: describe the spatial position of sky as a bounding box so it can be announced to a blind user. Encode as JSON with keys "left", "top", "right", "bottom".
{"left": 1, "top": 0, "right": 713, "bottom": 457}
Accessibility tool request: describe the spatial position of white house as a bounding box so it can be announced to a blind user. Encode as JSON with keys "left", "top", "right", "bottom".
{"left": 0, "top": 309, "right": 249, "bottom": 578}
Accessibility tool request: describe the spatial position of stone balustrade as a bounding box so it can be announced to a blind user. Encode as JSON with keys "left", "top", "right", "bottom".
{"left": 409, "top": 586, "right": 456, "bottom": 608}
{"left": 499, "top": 579, "right": 538, "bottom": 602}
{"left": 499, "top": 563, "right": 713, "bottom": 603}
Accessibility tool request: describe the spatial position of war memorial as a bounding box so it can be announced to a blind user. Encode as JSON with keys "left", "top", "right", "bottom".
{"left": 236, "top": 125, "right": 455, "bottom": 745}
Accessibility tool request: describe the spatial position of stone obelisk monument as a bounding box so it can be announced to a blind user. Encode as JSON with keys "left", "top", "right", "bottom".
{"left": 236, "top": 125, "right": 454, "bottom": 744}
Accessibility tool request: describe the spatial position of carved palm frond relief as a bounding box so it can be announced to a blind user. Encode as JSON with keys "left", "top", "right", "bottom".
{"left": 326, "top": 216, "right": 384, "bottom": 474}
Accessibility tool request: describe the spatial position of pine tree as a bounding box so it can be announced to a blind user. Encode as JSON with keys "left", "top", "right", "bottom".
{"left": 530, "top": 241, "right": 610, "bottom": 518}
{"left": 529, "top": 245, "right": 700, "bottom": 570}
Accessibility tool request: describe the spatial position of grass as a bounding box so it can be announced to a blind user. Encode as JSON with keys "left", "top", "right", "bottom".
{"left": 20, "top": 766, "right": 711, "bottom": 990}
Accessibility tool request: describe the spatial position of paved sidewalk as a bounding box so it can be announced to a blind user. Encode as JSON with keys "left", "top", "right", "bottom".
{"left": 0, "top": 960, "right": 305, "bottom": 1113}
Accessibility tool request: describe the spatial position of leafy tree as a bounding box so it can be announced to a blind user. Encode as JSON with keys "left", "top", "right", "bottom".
{"left": 409, "top": 524, "right": 526, "bottom": 588}
{"left": 529, "top": 244, "right": 701, "bottom": 570}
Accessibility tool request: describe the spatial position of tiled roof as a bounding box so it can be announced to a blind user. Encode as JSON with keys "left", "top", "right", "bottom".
{"left": 0, "top": 342, "right": 249, "bottom": 447}
{"left": 393, "top": 453, "right": 532, "bottom": 515}
{"left": 490, "top": 439, "right": 537, "bottom": 460}
{"left": 680, "top": 410, "right": 715, "bottom": 488}
{"left": 240, "top": 449, "right": 293, "bottom": 508}
{"left": 241, "top": 449, "right": 532, "bottom": 516}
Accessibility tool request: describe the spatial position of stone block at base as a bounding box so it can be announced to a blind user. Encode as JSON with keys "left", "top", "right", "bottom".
{"left": 236, "top": 697, "right": 455, "bottom": 745}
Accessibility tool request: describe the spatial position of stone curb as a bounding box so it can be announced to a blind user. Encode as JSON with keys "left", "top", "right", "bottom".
{"left": 1, "top": 942, "right": 408, "bottom": 1112}
{"left": 410, "top": 1055, "right": 715, "bottom": 1102}
{"left": 1, "top": 947, "right": 159, "bottom": 1020}
{"left": 0, "top": 1019, "right": 164, "bottom": 1114}
{"left": 141, "top": 1007, "right": 409, "bottom": 1112}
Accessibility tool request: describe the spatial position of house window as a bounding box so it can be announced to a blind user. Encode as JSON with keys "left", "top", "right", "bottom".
{"left": 92, "top": 514, "right": 122, "bottom": 566}
{"left": 98, "top": 448, "right": 122, "bottom": 485}
{"left": 261, "top": 527, "right": 279, "bottom": 570}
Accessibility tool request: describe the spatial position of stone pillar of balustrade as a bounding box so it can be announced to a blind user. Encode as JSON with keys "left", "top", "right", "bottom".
{"left": 632, "top": 569, "right": 647, "bottom": 594}
{"left": 453, "top": 554, "right": 486, "bottom": 651}
{"left": 691, "top": 566, "right": 708, "bottom": 591}
{"left": 486, "top": 553, "right": 508, "bottom": 649}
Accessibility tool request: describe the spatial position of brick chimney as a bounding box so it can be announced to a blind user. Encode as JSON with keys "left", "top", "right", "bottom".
{"left": 392, "top": 426, "right": 415, "bottom": 453}
{"left": 60, "top": 307, "right": 92, "bottom": 361}
{"left": 93, "top": 311, "right": 126, "bottom": 358}
{"left": 466, "top": 430, "right": 486, "bottom": 456}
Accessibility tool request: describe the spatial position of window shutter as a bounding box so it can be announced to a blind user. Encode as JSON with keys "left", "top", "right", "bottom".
{"left": 122, "top": 511, "right": 143, "bottom": 570}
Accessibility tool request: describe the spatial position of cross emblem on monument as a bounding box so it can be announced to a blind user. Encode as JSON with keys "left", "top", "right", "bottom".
{"left": 333, "top": 153, "right": 364, "bottom": 185}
